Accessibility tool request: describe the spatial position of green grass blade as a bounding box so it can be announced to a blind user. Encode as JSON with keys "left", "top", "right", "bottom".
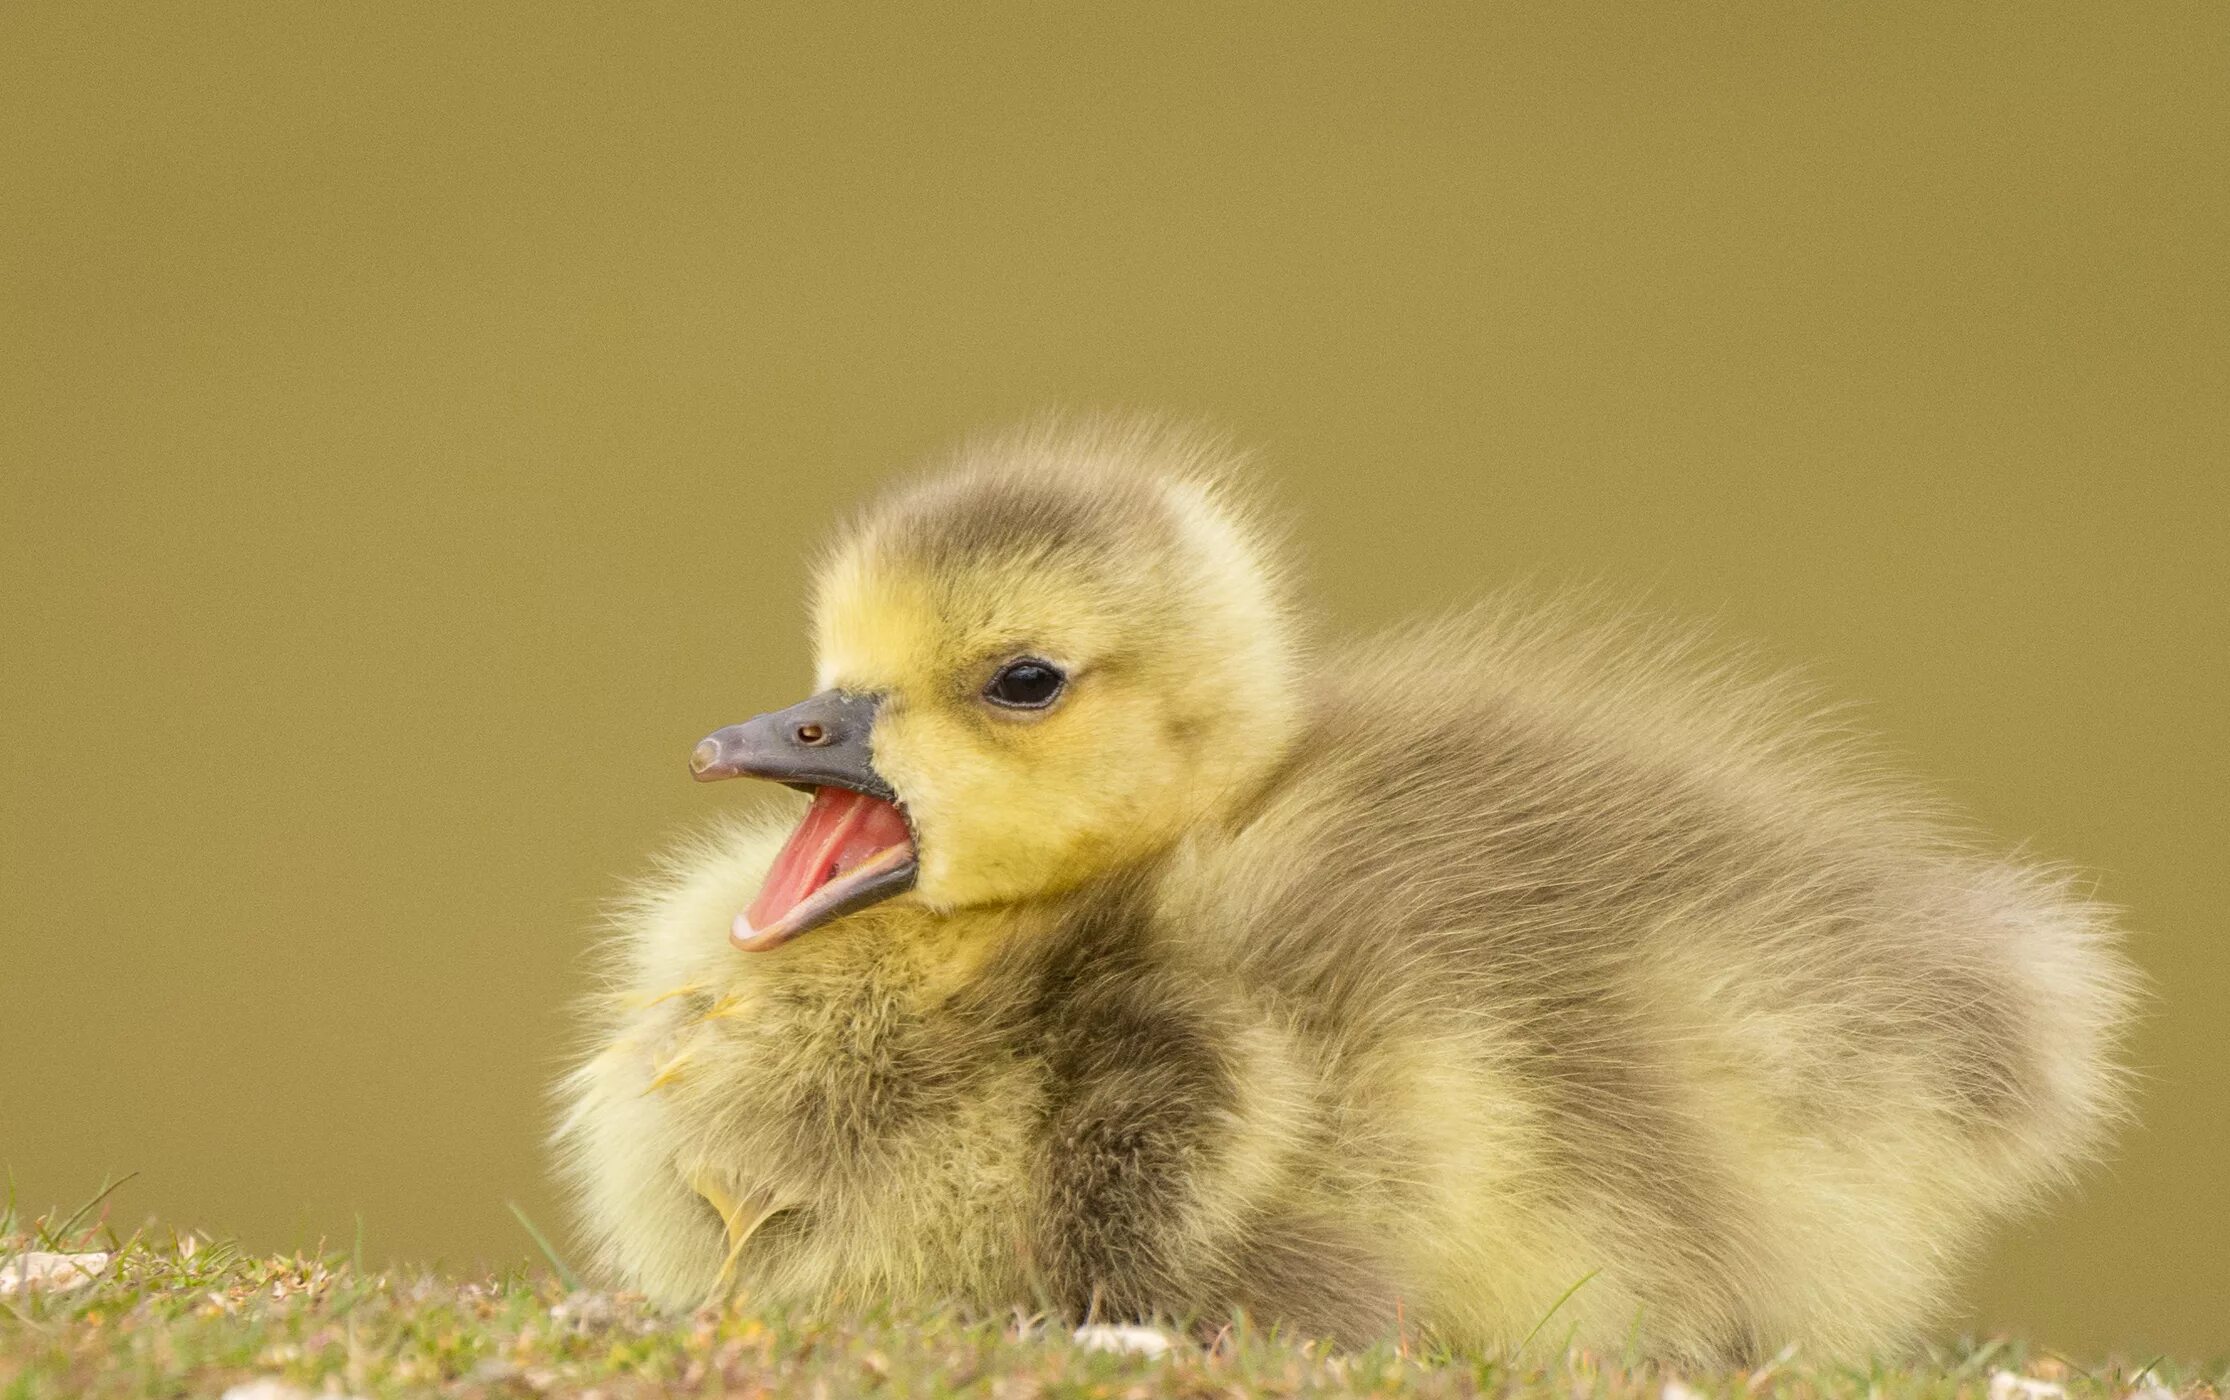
{"left": 44, "top": 1172, "right": 139, "bottom": 1247}
{"left": 1514, "top": 1269, "right": 1598, "bottom": 1359}
{"left": 507, "top": 1201, "right": 582, "bottom": 1292}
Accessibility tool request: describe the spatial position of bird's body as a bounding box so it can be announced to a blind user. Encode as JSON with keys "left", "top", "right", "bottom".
{"left": 556, "top": 421, "right": 2132, "bottom": 1360}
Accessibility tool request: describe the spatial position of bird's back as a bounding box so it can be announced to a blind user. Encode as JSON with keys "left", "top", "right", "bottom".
{"left": 1154, "top": 601, "right": 2134, "bottom": 1356}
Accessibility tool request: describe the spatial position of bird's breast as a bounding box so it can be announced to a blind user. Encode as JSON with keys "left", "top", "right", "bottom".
{"left": 642, "top": 949, "right": 1047, "bottom": 1305}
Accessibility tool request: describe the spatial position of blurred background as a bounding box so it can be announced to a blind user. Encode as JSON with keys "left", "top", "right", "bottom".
{"left": 3, "top": 1, "right": 2223, "bottom": 1359}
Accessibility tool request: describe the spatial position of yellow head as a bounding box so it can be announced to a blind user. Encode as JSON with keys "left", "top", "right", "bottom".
{"left": 689, "top": 419, "right": 1302, "bottom": 947}
{"left": 820, "top": 419, "right": 1302, "bottom": 910}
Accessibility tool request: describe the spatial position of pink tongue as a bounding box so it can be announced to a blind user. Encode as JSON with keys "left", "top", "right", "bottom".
{"left": 746, "top": 786, "right": 914, "bottom": 931}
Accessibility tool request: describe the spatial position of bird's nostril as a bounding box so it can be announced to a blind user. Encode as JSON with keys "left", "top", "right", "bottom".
{"left": 795, "top": 723, "right": 828, "bottom": 746}
{"left": 689, "top": 739, "right": 720, "bottom": 774}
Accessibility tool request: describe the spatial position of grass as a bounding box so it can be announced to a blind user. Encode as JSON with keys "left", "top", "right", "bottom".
{"left": 2, "top": 1196, "right": 2220, "bottom": 1399}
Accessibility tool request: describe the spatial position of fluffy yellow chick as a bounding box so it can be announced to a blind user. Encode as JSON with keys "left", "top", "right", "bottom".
{"left": 554, "top": 418, "right": 2134, "bottom": 1361}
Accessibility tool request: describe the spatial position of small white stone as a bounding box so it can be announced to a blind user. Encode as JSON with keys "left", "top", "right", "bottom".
{"left": 551, "top": 1289, "right": 619, "bottom": 1327}
{"left": 217, "top": 1381, "right": 369, "bottom": 1400}
{"left": 1072, "top": 1322, "right": 1180, "bottom": 1357}
{"left": 0, "top": 1250, "right": 109, "bottom": 1295}
{"left": 2126, "top": 1370, "right": 2177, "bottom": 1400}
{"left": 1990, "top": 1371, "right": 2068, "bottom": 1400}
{"left": 1662, "top": 1381, "right": 1705, "bottom": 1400}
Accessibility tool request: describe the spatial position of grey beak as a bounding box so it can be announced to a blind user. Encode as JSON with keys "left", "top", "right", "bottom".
{"left": 688, "top": 689, "right": 896, "bottom": 802}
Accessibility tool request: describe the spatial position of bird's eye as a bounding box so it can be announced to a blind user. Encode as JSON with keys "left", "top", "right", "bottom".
{"left": 983, "top": 658, "right": 1066, "bottom": 710}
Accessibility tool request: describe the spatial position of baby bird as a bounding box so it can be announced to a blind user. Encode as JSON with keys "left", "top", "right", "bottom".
{"left": 555, "top": 419, "right": 2134, "bottom": 1361}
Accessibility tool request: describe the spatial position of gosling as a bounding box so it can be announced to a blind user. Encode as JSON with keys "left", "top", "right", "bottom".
{"left": 555, "top": 418, "right": 2134, "bottom": 1361}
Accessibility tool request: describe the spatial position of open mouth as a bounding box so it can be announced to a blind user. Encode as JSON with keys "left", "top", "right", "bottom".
{"left": 734, "top": 785, "right": 919, "bottom": 951}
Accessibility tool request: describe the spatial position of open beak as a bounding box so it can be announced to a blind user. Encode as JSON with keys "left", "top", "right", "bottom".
{"left": 690, "top": 690, "right": 919, "bottom": 952}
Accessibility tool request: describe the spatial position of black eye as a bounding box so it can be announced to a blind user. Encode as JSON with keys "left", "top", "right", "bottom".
{"left": 983, "top": 658, "right": 1066, "bottom": 710}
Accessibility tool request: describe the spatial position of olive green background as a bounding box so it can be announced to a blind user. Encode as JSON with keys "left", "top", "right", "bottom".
{"left": 3, "top": 2, "right": 2223, "bottom": 1359}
